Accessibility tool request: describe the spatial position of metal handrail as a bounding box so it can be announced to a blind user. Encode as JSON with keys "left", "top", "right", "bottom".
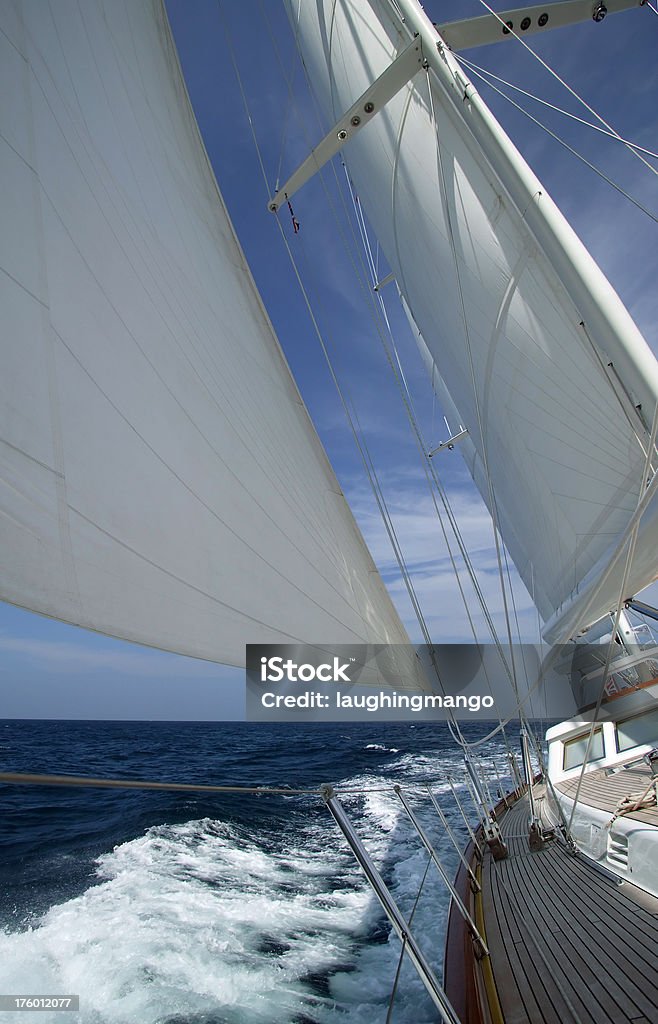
{"left": 321, "top": 785, "right": 462, "bottom": 1024}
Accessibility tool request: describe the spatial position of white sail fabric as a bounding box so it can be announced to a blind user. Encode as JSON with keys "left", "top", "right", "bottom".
{"left": 0, "top": 0, "right": 419, "bottom": 670}
{"left": 287, "top": 0, "right": 658, "bottom": 640}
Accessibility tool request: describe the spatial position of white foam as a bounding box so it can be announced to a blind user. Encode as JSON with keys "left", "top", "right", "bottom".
{"left": 0, "top": 748, "right": 500, "bottom": 1023}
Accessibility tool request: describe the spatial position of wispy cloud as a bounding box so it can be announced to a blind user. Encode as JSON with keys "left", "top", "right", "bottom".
{"left": 342, "top": 468, "right": 538, "bottom": 644}
{"left": 0, "top": 636, "right": 219, "bottom": 677}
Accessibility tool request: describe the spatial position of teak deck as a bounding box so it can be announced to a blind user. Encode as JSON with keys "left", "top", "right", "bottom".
{"left": 445, "top": 789, "right": 658, "bottom": 1024}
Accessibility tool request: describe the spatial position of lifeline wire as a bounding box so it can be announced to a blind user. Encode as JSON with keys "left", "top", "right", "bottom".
{"left": 0, "top": 771, "right": 435, "bottom": 798}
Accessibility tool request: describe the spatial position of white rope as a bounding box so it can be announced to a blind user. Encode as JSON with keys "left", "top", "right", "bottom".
{"left": 607, "top": 777, "right": 657, "bottom": 829}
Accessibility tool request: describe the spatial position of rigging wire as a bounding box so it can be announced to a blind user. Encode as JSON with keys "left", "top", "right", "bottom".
{"left": 355, "top": 173, "right": 521, "bottom": 745}
{"left": 272, "top": 190, "right": 456, "bottom": 710}
{"left": 219, "top": 0, "right": 642, "bottom": 785}
{"left": 341, "top": 164, "right": 516, "bottom": 747}
{"left": 235, "top": 18, "right": 446, "bottom": 695}
{"left": 258, "top": 0, "right": 298, "bottom": 192}
{"left": 254, "top": 0, "right": 526, "bottom": 752}
{"left": 341, "top": 172, "right": 524, "bottom": 763}
{"left": 453, "top": 53, "right": 658, "bottom": 163}
{"left": 286, "top": 220, "right": 481, "bottom": 725}
{"left": 451, "top": 58, "right": 658, "bottom": 226}
{"left": 318, "top": 1, "right": 658, "bottom": 777}
{"left": 262, "top": 3, "right": 559, "bottom": 772}
{"left": 424, "top": 68, "right": 526, "bottom": 730}
{"left": 474, "top": 0, "right": 658, "bottom": 179}
{"left": 343, "top": 175, "right": 531, "bottom": 773}
{"left": 264, "top": 0, "right": 522, "bottom": 713}
{"left": 270, "top": 55, "right": 538, "bottom": 810}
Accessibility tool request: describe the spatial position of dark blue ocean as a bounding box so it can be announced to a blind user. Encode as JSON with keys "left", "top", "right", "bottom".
{"left": 0, "top": 720, "right": 516, "bottom": 1023}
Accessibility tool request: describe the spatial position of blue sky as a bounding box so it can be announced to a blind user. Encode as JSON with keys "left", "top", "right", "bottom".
{"left": 2, "top": 1, "right": 657, "bottom": 719}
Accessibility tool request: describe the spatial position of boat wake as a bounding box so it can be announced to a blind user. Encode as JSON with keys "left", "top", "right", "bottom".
{"left": 0, "top": 774, "right": 460, "bottom": 1024}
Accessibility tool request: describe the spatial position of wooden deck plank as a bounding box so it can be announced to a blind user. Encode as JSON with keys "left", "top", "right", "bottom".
{"left": 489, "top": 802, "right": 578, "bottom": 1024}
{"left": 491, "top": 865, "right": 575, "bottom": 1024}
{"left": 481, "top": 800, "right": 558, "bottom": 1024}
{"left": 475, "top": 791, "right": 658, "bottom": 1024}
{"left": 544, "top": 843, "right": 658, "bottom": 929}
{"left": 481, "top": 857, "right": 540, "bottom": 1024}
{"left": 494, "top": 850, "right": 605, "bottom": 1024}
{"left": 537, "top": 852, "right": 658, "bottom": 1004}
{"left": 512, "top": 837, "right": 652, "bottom": 1021}
{"left": 537, "top": 840, "right": 658, "bottom": 957}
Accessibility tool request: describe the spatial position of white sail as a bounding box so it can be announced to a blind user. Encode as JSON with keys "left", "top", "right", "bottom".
{"left": 286, "top": 0, "right": 658, "bottom": 640}
{"left": 0, "top": 0, "right": 419, "bottom": 670}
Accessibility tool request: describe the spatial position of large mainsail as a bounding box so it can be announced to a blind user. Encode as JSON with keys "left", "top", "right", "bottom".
{"left": 287, "top": 0, "right": 658, "bottom": 642}
{"left": 0, "top": 0, "right": 418, "bottom": 668}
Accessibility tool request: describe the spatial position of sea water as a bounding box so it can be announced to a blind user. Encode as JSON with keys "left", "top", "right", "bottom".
{"left": 0, "top": 720, "right": 515, "bottom": 1023}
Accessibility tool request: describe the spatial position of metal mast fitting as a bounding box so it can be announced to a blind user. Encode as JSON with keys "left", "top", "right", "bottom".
{"left": 267, "top": 38, "right": 427, "bottom": 212}
{"left": 428, "top": 427, "right": 469, "bottom": 456}
{"left": 626, "top": 598, "right": 658, "bottom": 623}
{"left": 436, "top": 0, "right": 644, "bottom": 52}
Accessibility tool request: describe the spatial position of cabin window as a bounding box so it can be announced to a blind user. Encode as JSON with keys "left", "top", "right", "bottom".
{"left": 563, "top": 728, "right": 604, "bottom": 771}
{"left": 616, "top": 706, "right": 658, "bottom": 753}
